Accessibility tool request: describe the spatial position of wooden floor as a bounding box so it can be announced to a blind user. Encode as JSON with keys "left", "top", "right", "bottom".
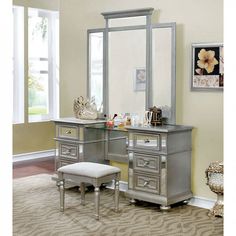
{"left": 13, "top": 158, "right": 55, "bottom": 179}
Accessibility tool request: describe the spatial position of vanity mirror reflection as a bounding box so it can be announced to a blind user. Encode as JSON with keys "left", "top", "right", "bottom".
{"left": 88, "top": 8, "right": 176, "bottom": 124}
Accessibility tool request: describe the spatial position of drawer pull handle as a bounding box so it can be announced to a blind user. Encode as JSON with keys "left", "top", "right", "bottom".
{"left": 64, "top": 149, "right": 71, "bottom": 154}
{"left": 66, "top": 130, "right": 72, "bottom": 134}
{"left": 143, "top": 161, "right": 150, "bottom": 167}
{"left": 144, "top": 139, "right": 150, "bottom": 143}
{"left": 143, "top": 181, "right": 149, "bottom": 187}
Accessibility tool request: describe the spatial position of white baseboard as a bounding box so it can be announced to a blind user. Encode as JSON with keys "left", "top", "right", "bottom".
{"left": 13, "top": 149, "right": 55, "bottom": 163}
{"left": 188, "top": 196, "right": 215, "bottom": 209}
{"left": 106, "top": 180, "right": 215, "bottom": 209}
{"left": 106, "top": 180, "right": 128, "bottom": 192}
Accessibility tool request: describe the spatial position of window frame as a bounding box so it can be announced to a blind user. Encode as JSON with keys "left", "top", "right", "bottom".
{"left": 28, "top": 8, "right": 59, "bottom": 123}
{"left": 12, "top": 6, "right": 24, "bottom": 124}
{"left": 13, "top": 5, "right": 59, "bottom": 124}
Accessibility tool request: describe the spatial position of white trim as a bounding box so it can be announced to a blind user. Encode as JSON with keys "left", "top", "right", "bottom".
{"left": 106, "top": 180, "right": 216, "bottom": 209}
{"left": 188, "top": 195, "right": 216, "bottom": 209}
{"left": 106, "top": 180, "right": 128, "bottom": 192}
{"left": 13, "top": 149, "right": 55, "bottom": 163}
{"left": 13, "top": 6, "right": 24, "bottom": 124}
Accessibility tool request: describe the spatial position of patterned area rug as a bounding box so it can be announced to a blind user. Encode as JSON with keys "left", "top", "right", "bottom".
{"left": 13, "top": 174, "right": 223, "bottom": 236}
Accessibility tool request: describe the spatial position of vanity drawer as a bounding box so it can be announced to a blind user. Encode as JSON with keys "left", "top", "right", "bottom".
{"left": 58, "top": 125, "right": 78, "bottom": 139}
{"left": 133, "top": 133, "right": 161, "bottom": 151}
{"left": 133, "top": 172, "right": 160, "bottom": 194}
{"left": 133, "top": 153, "right": 160, "bottom": 174}
{"left": 55, "top": 158, "right": 76, "bottom": 170}
{"left": 59, "top": 143, "right": 79, "bottom": 160}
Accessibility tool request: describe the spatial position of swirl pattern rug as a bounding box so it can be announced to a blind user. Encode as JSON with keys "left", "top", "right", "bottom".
{"left": 13, "top": 174, "right": 223, "bottom": 236}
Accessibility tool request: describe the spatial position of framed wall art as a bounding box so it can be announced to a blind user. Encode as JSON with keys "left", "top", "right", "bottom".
{"left": 134, "top": 67, "right": 146, "bottom": 91}
{"left": 191, "top": 43, "right": 224, "bottom": 91}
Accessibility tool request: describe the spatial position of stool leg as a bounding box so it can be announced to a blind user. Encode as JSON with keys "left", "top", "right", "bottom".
{"left": 94, "top": 186, "right": 100, "bottom": 220}
{"left": 59, "top": 180, "right": 65, "bottom": 212}
{"left": 114, "top": 178, "right": 119, "bottom": 212}
{"left": 80, "top": 182, "right": 85, "bottom": 206}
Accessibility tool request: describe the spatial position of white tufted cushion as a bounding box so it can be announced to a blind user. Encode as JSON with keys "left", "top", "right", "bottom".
{"left": 58, "top": 162, "right": 121, "bottom": 178}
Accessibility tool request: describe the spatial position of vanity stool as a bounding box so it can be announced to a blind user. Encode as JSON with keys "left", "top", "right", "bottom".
{"left": 57, "top": 162, "right": 121, "bottom": 220}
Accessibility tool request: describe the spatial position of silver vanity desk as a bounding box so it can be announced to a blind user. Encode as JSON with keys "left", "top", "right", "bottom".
{"left": 52, "top": 117, "right": 106, "bottom": 188}
{"left": 52, "top": 117, "right": 193, "bottom": 209}
{"left": 52, "top": 117, "right": 128, "bottom": 169}
{"left": 125, "top": 125, "right": 193, "bottom": 209}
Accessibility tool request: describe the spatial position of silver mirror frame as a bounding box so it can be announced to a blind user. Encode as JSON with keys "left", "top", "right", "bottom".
{"left": 150, "top": 23, "right": 176, "bottom": 124}
{"left": 87, "top": 8, "right": 176, "bottom": 124}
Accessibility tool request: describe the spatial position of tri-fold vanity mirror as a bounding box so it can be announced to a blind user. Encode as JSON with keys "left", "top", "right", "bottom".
{"left": 87, "top": 8, "right": 176, "bottom": 124}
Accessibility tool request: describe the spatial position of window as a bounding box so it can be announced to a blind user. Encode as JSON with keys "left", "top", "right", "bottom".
{"left": 28, "top": 8, "right": 59, "bottom": 122}
{"left": 13, "top": 6, "right": 24, "bottom": 124}
{"left": 13, "top": 6, "right": 59, "bottom": 123}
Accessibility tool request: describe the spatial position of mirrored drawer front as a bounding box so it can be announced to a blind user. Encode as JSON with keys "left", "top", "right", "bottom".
{"left": 57, "top": 160, "right": 75, "bottom": 169}
{"left": 134, "top": 173, "right": 160, "bottom": 194}
{"left": 59, "top": 143, "right": 79, "bottom": 160}
{"left": 133, "top": 133, "right": 161, "bottom": 151}
{"left": 58, "top": 125, "right": 78, "bottom": 139}
{"left": 133, "top": 153, "right": 160, "bottom": 174}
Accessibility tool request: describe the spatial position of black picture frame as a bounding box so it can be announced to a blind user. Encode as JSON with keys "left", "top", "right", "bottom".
{"left": 191, "top": 43, "right": 224, "bottom": 91}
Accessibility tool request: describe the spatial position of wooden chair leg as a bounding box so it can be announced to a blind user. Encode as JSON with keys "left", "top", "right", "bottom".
{"left": 80, "top": 182, "right": 85, "bottom": 205}
{"left": 94, "top": 186, "right": 100, "bottom": 220}
{"left": 59, "top": 179, "right": 65, "bottom": 212}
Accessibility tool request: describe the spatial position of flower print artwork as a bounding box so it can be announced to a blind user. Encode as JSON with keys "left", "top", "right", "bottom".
{"left": 134, "top": 68, "right": 146, "bottom": 91}
{"left": 196, "top": 49, "right": 219, "bottom": 74}
{"left": 192, "top": 43, "right": 224, "bottom": 91}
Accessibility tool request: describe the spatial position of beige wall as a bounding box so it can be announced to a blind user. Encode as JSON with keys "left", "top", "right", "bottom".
{"left": 13, "top": 122, "right": 55, "bottom": 154}
{"left": 60, "top": 0, "right": 223, "bottom": 199}
{"left": 13, "top": 0, "right": 59, "bottom": 10}
{"left": 13, "top": 0, "right": 59, "bottom": 155}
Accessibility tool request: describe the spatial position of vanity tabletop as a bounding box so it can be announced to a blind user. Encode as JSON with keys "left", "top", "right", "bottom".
{"left": 125, "top": 124, "right": 193, "bottom": 133}
{"left": 51, "top": 117, "right": 106, "bottom": 125}
{"left": 51, "top": 117, "right": 193, "bottom": 133}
